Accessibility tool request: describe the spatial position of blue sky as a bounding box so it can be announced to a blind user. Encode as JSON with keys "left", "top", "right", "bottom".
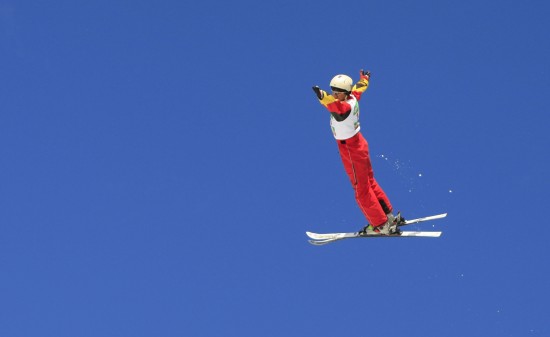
{"left": 1, "top": 0, "right": 549, "bottom": 336}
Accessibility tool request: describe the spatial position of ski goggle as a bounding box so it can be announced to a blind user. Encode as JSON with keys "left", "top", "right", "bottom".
{"left": 331, "top": 87, "right": 349, "bottom": 95}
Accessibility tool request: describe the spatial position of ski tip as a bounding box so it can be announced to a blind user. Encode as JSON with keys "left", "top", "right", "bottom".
{"left": 306, "top": 231, "right": 318, "bottom": 239}
{"left": 308, "top": 239, "right": 332, "bottom": 246}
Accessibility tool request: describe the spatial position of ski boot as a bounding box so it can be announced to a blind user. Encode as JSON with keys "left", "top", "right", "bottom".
{"left": 359, "top": 217, "right": 393, "bottom": 236}
{"left": 359, "top": 221, "right": 391, "bottom": 235}
{"left": 358, "top": 212, "right": 405, "bottom": 236}
{"left": 387, "top": 211, "right": 406, "bottom": 234}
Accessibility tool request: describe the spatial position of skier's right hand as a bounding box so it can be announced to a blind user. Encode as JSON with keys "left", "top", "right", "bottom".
{"left": 312, "top": 86, "right": 326, "bottom": 99}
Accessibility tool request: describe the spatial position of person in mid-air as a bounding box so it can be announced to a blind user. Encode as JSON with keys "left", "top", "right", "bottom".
{"left": 312, "top": 70, "right": 403, "bottom": 235}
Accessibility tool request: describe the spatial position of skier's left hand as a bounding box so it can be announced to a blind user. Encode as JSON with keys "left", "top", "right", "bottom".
{"left": 360, "top": 69, "right": 371, "bottom": 81}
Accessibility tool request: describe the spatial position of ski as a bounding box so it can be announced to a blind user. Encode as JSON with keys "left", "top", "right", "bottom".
{"left": 400, "top": 213, "right": 447, "bottom": 226}
{"left": 306, "top": 213, "right": 447, "bottom": 245}
{"left": 308, "top": 231, "right": 442, "bottom": 245}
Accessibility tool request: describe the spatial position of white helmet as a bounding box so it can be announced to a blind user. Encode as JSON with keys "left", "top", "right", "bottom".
{"left": 330, "top": 74, "right": 353, "bottom": 92}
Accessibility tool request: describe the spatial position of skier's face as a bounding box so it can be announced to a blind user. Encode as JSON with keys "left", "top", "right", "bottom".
{"left": 332, "top": 91, "right": 347, "bottom": 101}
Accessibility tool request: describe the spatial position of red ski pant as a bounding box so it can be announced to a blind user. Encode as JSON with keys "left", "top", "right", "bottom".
{"left": 337, "top": 132, "right": 392, "bottom": 227}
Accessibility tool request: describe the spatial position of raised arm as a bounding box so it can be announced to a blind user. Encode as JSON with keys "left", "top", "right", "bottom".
{"left": 351, "top": 69, "right": 370, "bottom": 101}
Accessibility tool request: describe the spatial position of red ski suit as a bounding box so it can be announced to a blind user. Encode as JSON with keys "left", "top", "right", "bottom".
{"left": 317, "top": 75, "right": 392, "bottom": 227}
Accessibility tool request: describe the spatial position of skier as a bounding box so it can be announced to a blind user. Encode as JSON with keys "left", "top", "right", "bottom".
{"left": 312, "top": 70, "right": 403, "bottom": 235}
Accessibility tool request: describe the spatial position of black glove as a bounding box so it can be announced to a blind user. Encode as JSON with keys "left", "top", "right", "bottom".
{"left": 360, "top": 69, "right": 371, "bottom": 80}
{"left": 312, "top": 86, "right": 323, "bottom": 99}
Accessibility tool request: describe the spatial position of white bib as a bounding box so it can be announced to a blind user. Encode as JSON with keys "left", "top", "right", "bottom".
{"left": 330, "top": 95, "right": 361, "bottom": 140}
